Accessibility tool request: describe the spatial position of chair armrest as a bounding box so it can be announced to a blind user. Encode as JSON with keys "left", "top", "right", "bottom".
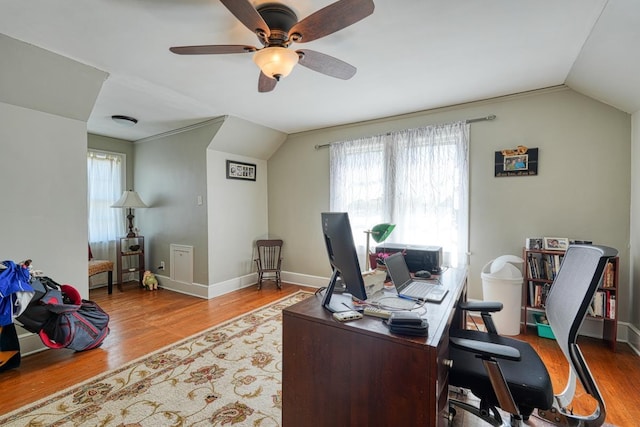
{"left": 458, "top": 301, "right": 503, "bottom": 334}
{"left": 450, "top": 337, "right": 521, "bottom": 361}
{"left": 458, "top": 301, "right": 503, "bottom": 313}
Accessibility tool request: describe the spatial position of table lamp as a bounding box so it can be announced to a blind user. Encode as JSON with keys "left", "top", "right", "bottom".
{"left": 111, "top": 190, "right": 148, "bottom": 237}
{"left": 364, "top": 223, "right": 396, "bottom": 269}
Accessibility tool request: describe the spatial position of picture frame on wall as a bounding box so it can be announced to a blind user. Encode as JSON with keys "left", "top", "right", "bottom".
{"left": 226, "top": 160, "right": 256, "bottom": 181}
{"left": 543, "top": 237, "right": 569, "bottom": 251}
{"left": 495, "top": 146, "right": 538, "bottom": 177}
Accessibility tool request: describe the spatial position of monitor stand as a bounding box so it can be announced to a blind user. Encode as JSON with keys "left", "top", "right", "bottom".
{"left": 321, "top": 270, "right": 357, "bottom": 313}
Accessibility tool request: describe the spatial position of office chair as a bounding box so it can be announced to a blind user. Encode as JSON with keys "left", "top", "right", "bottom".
{"left": 254, "top": 239, "right": 283, "bottom": 289}
{"left": 448, "top": 244, "right": 617, "bottom": 427}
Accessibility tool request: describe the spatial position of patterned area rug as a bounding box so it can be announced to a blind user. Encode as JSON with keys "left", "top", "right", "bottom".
{"left": 0, "top": 291, "right": 312, "bottom": 427}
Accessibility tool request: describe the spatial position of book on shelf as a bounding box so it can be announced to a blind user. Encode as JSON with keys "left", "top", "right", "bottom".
{"left": 528, "top": 281, "right": 535, "bottom": 306}
{"left": 608, "top": 294, "right": 616, "bottom": 319}
{"left": 527, "top": 252, "right": 543, "bottom": 279}
{"left": 592, "top": 291, "right": 605, "bottom": 317}
{"left": 589, "top": 290, "right": 616, "bottom": 319}
{"left": 526, "top": 251, "right": 564, "bottom": 281}
{"left": 528, "top": 282, "right": 550, "bottom": 308}
{"left": 602, "top": 261, "right": 615, "bottom": 288}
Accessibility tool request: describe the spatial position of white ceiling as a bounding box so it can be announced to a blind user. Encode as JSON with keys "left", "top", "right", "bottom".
{"left": 1, "top": 0, "right": 639, "bottom": 142}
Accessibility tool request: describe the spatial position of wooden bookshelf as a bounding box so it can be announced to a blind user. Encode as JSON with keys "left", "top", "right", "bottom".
{"left": 522, "top": 248, "right": 618, "bottom": 351}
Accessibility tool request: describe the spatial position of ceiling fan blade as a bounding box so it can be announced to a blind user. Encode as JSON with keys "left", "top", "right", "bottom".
{"left": 258, "top": 72, "right": 277, "bottom": 93}
{"left": 289, "top": 0, "right": 374, "bottom": 43}
{"left": 297, "top": 49, "right": 356, "bottom": 80}
{"left": 220, "top": 0, "right": 271, "bottom": 39}
{"left": 170, "top": 45, "right": 257, "bottom": 55}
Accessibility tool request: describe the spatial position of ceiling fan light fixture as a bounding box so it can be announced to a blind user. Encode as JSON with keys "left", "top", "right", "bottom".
{"left": 253, "top": 47, "right": 299, "bottom": 80}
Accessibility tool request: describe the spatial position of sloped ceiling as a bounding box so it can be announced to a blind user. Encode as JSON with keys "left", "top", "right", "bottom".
{"left": 0, "top": 34, "right": 107, "bottom": 121}
{"left": 566, "top": 0, "right": 640, "bottom": 113}
{"left": 209, "top": 115, "right": 287, "bottom": 160}
{"left": 1, "top": 0, "right": 638, "bottom": 143}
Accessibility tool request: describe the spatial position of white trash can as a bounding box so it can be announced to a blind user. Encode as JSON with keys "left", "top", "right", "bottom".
{"left": 481, "top": 255, "right": 524, "bottom": 336}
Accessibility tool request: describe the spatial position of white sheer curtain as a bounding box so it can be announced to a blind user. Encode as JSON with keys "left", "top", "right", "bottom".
{"left": 87, "top": 151, "right": 124, "bottom": 263}
{"left": 329, "top": 121, "right": 469, "bottom": 268}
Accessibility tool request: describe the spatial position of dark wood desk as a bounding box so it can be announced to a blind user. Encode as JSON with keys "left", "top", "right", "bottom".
{"left": 282, "top": 268, "right": 468, "bottom": 426}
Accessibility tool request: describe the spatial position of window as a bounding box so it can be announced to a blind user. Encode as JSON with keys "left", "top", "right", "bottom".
{"left": 87, "top": 150, "right": 124, "bottom": 259}
{"left": 329, "top": 121, "right": 469, "bottom": 267}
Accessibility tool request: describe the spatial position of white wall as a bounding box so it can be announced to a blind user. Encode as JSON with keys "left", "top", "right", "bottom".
{"left": 0, "top": 103, "right": 88, "bottom": 295}
{"left": 0, "top": 35, "right": 106, "bottom": 353}
{"left": 134, "top": 121, "right": 221, "bottom": 289}
{"left": 207, "top": 151, "right": 268, "bottom": 291}
{"left": 630, "top": 111, "right": 640, "bottom": 333}
{"left": 132, "top": 116, "right": 283, "bottom": 298}
{"left": 268, "top": 87, "right": 632, "bottom": 323}
{"left": 0, "top": 35, "right": 106, "bottom": 303}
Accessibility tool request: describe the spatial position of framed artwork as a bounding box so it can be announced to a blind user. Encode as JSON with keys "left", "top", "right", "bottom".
{"left": 226, "top": 160, "right": 256, "bottom": 181}
{"left": 495, "top": 146, "right": 538, "bottom": 177}
{"left": 525, "top": 237, "right": 544, "bottom": 250}
{"left": 543, "top": 237, "right": 569, "bottom": 251}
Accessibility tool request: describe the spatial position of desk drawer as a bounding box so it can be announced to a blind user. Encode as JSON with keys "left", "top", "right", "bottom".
{"left": 435, "top": 329, "right": 451, "bottom": 425}
{"left": 437, "top": 330, "right": 450, "bottom": 391}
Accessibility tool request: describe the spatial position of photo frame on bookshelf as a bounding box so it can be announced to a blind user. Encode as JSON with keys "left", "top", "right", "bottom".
{"left": 543, "top": 237, "right": 569, "bottom": 251}
{"left": 525, "top": 238, "right": 543, "bottom": 250}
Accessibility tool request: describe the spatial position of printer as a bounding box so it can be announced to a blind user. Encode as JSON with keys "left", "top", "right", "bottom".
{"left": 375, "top": 243, "right": 443, "bottom": 274}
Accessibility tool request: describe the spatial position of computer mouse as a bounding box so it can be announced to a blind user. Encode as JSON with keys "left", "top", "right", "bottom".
{"left": 415, "top": 270, "right": 431, "bottom": 279}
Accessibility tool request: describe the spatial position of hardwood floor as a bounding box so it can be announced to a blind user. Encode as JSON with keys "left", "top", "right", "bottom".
{"left": 516, "top": 327, "right": 640, "bottom": 427}
{"left": 1, "top": 281, "right": 638, "bottom": 426}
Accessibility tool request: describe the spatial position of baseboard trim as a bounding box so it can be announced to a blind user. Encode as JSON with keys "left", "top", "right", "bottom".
{"left": 205, "top": 274, "right": 264, "bottom": 299}
{"left": 153, "top": 270, "right": 325, "bottom": 300}
{"left": 153, "top": 273, "right": 210, "bottom": 298}
{"left": 281, "top": 271, "right": 325, "bottom": 289}
{"left": 626, "top": 322, "right": 640, "bottom": 355}
{"left": 15, "top": 328, "right": 47, "bottom": 357}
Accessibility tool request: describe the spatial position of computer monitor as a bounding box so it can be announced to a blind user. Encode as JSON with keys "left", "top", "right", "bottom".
{"left": 320, "top": 212, "right": 368, "bottom": 312}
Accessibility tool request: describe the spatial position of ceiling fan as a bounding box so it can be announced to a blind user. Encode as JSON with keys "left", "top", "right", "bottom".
{"left": 169, "top": 0, "right": 375, "bottom": 92}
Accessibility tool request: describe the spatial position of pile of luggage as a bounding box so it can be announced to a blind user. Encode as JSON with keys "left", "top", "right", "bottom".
{"left": 1, "top": 260, "right": 110, "bottom": 372}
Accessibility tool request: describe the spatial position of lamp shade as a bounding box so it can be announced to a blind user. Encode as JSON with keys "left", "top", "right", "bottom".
{"left": 111, "top": 190, "right": 148, "bottom": 208}
{"left": 253, "top": 47, "right": 299, "bottom": 80}
{"left": 370, "top": 223, "right": 395, "bottom": 243}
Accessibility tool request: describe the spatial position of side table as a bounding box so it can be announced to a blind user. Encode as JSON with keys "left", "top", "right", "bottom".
{"left": 118, "top": 236, "right": 145, "bottom": 291}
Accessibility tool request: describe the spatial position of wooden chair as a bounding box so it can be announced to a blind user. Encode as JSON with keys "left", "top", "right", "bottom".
{"left": 254, "top": 239, "right": 283, "bottom": 289}
{"left": 89, "top": 244, "right": 115, "bottom": 294}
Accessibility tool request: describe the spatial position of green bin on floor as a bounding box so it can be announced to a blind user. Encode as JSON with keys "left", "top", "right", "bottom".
{"left": 534, "top": 313, "right": 555, "bottom": 339}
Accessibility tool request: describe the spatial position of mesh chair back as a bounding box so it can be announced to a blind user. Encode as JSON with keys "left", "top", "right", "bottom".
{"left": 545, "top": 244, "right": 617, "bottom": 398}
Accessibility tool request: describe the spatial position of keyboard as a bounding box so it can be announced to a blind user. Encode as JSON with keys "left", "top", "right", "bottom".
{"left": 402, "top": 281, "right": 436, "bottom": 300}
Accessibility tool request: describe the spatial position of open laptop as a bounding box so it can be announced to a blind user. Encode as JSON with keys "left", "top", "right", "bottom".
{"left": 384, "top": 252, "right": 448, "bottom": 303}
